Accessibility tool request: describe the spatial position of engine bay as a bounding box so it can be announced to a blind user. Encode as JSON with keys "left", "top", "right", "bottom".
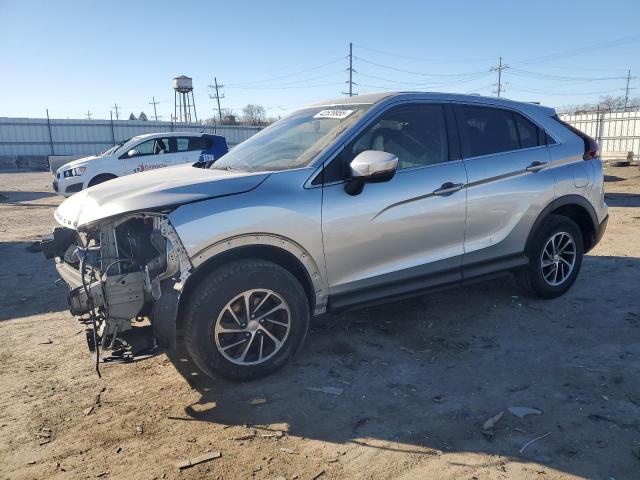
{"left": 42, "top": 214, "right": 191, "bottom": 367}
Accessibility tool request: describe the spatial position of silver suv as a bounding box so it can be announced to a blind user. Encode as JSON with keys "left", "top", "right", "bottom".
{"left": 43, "top": 92, "right": 608, "bottom": 381}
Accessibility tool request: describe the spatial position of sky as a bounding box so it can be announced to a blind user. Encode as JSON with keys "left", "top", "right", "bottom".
{"left": 1, "top": 0, "right": 639, "bottom": 121}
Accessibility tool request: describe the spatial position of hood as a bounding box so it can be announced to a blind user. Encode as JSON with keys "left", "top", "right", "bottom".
{"left": 54, "top": 164, "right": 269, "bottom": 229}
{"left": 57, "top": 155, "right": 99, "bottom": 173}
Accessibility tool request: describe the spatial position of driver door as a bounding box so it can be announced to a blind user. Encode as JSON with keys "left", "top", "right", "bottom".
{"left": 320, "top": 102, "right": 468, "bottom": 308}
{"left": 124, "top": 137, "right": 173, "bottom": 173}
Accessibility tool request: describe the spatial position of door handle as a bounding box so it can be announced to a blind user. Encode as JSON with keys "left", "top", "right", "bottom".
{"left": 525, "top": 161, "right": 548, "bottom": 172}
{"left": 433, "top": 182, "right": 464, "bottom": 196}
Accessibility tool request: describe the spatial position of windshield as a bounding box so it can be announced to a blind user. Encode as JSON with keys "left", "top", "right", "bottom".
{"left": 98, "top": 143, "right": 122, "bottom": 157}
{"left": 111, "top": 136, "right": 144, "bottom": 157}
{"left": 211, "top": 104, "right": 373, "bottom": 173}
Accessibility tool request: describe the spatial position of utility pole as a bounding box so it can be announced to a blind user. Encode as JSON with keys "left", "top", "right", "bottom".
{"left": 623, "top": 69, "right": 634, "bottom": 110}
{"left": 491, "top": 57, "right": 508, "bottom": 98}
{"left": 342, "top": 42, "right": 356, "bottom": 97}
{"left": 149, "top": 96, "right": 160, "bottom": 121}
{"left": 86, "top": 110, "right": 92, "bottom": 120}
{"left": 208, "top": 78, "right": 224, "bottom": 123}
{"left": 112, "top": 103, "right": 120, "bottom": 120}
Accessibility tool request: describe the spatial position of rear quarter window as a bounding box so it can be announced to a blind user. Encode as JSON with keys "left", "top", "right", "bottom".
{"left": 455, "top": 105, "right": 520, "bottom": 157}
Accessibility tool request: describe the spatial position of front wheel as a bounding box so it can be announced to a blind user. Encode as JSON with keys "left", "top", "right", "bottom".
{"left": 519, "top": 215, "right": 584, "bottom": 299}
{"left": 183, "top": 259, "right": 310, "bottom": 381}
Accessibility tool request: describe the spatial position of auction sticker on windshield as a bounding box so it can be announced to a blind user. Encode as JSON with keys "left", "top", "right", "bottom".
{"left": 313, "top": 109, "right": 354, "bottom": 119}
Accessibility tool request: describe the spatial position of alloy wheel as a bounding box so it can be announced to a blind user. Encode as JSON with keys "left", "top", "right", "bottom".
{"left": 213, "top": 289, "right": 291, "bottom": 365}
{"left": 540, "top": 231, "right": 576, "bottom": 286}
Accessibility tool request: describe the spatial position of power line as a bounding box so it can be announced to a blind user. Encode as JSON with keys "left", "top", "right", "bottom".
{"left": 342, "top": 42, "right": 357, "bottom": 97}
{"left": 228, "top": 70, "right": 344, "bottom": 89}
{"left": 85, "top": 110, "right": 92, "bottom": 120}
{"left": 149, "top": 96, "right": 160, "bottom": 121}
{"left": 507, "top": 84, "right": 625, "bottom": 96}
{"left": 356, "top": 70, "right": 492, "bottom": 87}
{"left": 225, "top": 56, "right": 346, "bottom": 87}
{"left": 208, "top": 77, "right": 225, "bottom": 122}
{"left": 624, "top": 69, "right": 636, "bottom": 109}
{"left": 491, "top": 57, "right": 508, "bottom": 98}
{"left": 111, "top": 103, "right": 119, "bottom": 120}
{"left": 511, "top": 34, "right": 640, "bottom": 66}
{"left": 352, "top": 43, "right": 495, "bottom": 64}
{"left": 355, "top": 56, "right": 487, "bottom": 77}
{"left": 509, "top": 68, "right": 627, "bottom": 82}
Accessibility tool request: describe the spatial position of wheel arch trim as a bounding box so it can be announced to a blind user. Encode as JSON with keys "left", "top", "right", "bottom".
{"left": 525, "top": 194, "right": 598, "bottom": 254}
{"left": 189, "top": 233, "right": 328, "bottom": 314}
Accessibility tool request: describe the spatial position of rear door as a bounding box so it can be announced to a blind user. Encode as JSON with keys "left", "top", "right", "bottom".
{"left": 321, "top": 102, "right": 468, "bottom": 307}
{"left": 454, "top": 104, "right": 555, "bottom": 276}
{"left": 172, "top": 136, "right": 207, "bottom": 165}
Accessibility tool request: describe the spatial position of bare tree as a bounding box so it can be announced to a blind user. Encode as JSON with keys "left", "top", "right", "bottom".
{"left": 242, "top": 104, "right": 266, "bottom": 125}
{"left": 597, "top": 95, "right": 625, "bottom": 112}
{"left": 563, "top": 94, "right": 640, "bottom": 114}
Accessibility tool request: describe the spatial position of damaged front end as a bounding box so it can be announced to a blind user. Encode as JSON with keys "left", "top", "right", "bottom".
{"left": 42, "top": 213, "right": 191, "bottom": 363}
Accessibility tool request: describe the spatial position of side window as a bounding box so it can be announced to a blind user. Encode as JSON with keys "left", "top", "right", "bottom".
{"left": 456, "top": 106, "right": 519, "bottom": 157}
{"left": 188, "top": 137, "right": 207, "bottom": 151}
{"left": 175, "top": 137, "right": 190, "bottom": 152}
{"left": 175, "top": 137, "right": 207, "bottom": 152}
{"left": 514, "top": 113, "right": 541, "bottom": 148}
{"left": 134, "top": 139, "right": 156, "bottom": 156}
{"left": 322, "top": 104, "right": 449, "bottom": 182}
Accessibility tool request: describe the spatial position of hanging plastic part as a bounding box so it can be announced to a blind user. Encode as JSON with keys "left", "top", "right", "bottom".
{"left": 80, "top": 254, "right": 101, "bottom": 378}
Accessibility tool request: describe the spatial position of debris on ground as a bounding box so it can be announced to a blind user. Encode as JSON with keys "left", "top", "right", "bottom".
{"left": 231, "top": 430, "right": 256, "bottom": 440}
{"left": 519, "top": 432, "right": 551, "bottom": 454}
{"left": 37, "top": 338, "right": 53, "bottom": 345}
{"left": 311, "top": 470, "right": 326, "bottom": 480}
{"left": 482, "top": 411, "right": 504, "bottom": 431}
{"left": 260, "top": 430, "right": 284, "bottom": 438}
{"left": 36, "top": 427, "right": 53, "bottom": 445}
{"left": 279, "top": 447, "right": 298, "bottom": 454}
{"left": 305, "top": 386, "right": 343, "bottom": 396}
{"left": 433, "top": 395, "right": 445, "bottom": 403}
{"left": 248, "top": 397, "right": 267, "bottom": 405}
{"left": 135, "top": 425, "right": 143, "bottom": 435}
{"left": 83, "top": 387, "right": 106, "bottom": 416}
{"left": 176, "top": 451, "right": 221, "bottom": 470}
{"left": 508, "top": 406, "right": 542, "bottom": 418}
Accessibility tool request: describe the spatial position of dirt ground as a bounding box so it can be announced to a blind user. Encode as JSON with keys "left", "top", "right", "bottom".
{"left": 0, "top": 167, "right": 639, "bottom": 480}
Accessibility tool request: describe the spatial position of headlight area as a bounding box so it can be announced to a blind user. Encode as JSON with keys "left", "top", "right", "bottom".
{"left": 42, "top": 214, "right": 192, "bottom": 364}
{"left": 62, "top": 166, "right": 86, "bottom": 178}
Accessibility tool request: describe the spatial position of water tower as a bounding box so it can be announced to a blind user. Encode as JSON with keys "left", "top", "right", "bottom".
{"left": 173, "top": 75, "right": 198, "bottom": 123}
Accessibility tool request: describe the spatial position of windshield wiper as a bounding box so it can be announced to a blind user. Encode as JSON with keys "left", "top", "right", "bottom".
{"left": 210, "top": 164, "right": 246, "bottom": 172}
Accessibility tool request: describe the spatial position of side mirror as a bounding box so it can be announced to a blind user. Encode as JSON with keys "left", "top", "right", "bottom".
{"left": 345, "top": 150, "right": 398, "bottom": 195}
{"left": 127, "top": 149, "right": 139, "bottom": 158}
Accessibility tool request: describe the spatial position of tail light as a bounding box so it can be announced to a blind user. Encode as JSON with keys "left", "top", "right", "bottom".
{"left": 552, "top": 115, "right": 600, "bottom": 160}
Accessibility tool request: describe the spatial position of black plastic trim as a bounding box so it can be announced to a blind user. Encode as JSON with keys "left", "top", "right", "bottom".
{"left": 328, "top": 252, "right": 529, "bottom": 313}
{"left": 525, "top": 195, "right": 599, "bottom": 253}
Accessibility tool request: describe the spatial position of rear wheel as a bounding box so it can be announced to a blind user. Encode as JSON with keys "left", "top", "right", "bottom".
{"left": 183, "top": 259, "right": 310, "bottom": 381}
{"left": 519, "top": 215, "right": 584, "bottom": 298}
{"left": 88, "top": 174, "right": 117, "bottom": 187}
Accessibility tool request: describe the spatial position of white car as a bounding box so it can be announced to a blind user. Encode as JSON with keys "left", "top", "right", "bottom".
{"left": 53, "top": 132, "right": 228, "bottom": 197}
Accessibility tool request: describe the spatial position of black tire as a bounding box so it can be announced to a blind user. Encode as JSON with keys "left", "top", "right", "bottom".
{"left": 88, "top": 174, "right": 117, "bottom": 187}
{"left": 183, "top": 259, "right": 310, "bottom": 381}
{"left": 518, "top": 214, "right": 584, "bottom": 299}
